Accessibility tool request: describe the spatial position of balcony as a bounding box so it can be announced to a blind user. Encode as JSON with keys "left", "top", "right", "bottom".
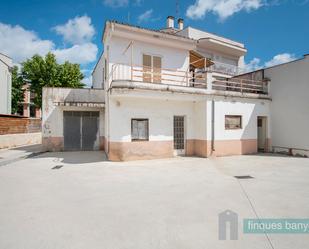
{"left": 110, "top": 63, "right": 268, "bottom": 97}
{"left": 206, "top": 60, "right": 246, "bottom": 76}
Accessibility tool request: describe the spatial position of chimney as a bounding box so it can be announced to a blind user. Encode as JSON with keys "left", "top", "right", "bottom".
{"left": 178, "top": 18, "right": 184, "bottom": 30}
{"left": 166, "top": 16, "right": 174, "bottom": 29}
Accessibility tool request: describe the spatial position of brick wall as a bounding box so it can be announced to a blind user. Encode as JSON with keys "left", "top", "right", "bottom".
{"left": 0, "top": 116, "right": 41, "bottom": 135}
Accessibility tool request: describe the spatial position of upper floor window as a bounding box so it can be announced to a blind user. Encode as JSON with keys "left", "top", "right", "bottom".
{"left": 143, "top": 54, "right": 161, "bottom": 83}
{"left": 225, "top": 115, "right": 242, "bottom": 130}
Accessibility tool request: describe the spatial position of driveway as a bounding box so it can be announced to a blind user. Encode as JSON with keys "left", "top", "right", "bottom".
{"left": 0, "top": 152, "right": 308, "bottom": 249}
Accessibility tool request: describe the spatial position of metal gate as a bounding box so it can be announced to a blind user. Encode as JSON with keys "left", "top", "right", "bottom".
{"left": 173, "top": 116, "right": 185, "bottom": 155}
{"left": 63, "top": 111, "right": 99, "bottom": 151}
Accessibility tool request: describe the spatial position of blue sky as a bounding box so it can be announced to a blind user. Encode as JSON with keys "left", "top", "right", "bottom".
{"left": 0, "top": 0, "right": 308, "bottom": 86}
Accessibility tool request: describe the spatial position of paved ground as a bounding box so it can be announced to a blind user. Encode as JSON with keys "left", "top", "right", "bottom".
{"left": 0, "top": 152, "right": 308, "bottom": 249}
{"left": 0, "top": 144, "right": 42, "bottom": 166}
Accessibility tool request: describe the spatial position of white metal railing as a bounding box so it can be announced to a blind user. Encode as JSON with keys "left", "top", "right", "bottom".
{"left": 110, "top": 63, "right": 268, "bottom": 94}
{"left": 206, "top": 61, "right": 246, "bottom": 76}
{"left": 111, "top": 63, "right": 207, "bottom": 88}
{"left": 212, "top": 77, "right": 268, "bottom": 94}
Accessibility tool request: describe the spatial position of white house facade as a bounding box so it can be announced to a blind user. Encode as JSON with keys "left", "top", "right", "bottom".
{"left": 43, "top": 17, "right": 273, "bottom": 160}
{"left": 0, "top": 53, "right": 12, "bottom": 115}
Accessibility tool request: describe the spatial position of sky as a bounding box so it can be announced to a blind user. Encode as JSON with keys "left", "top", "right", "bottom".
{"left": 0, "top": 0, "right": 308, "bottom": 87}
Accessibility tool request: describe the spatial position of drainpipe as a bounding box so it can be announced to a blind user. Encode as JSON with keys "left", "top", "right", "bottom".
{"left": 211, "top": 99, "right": 215, "bottom": 154}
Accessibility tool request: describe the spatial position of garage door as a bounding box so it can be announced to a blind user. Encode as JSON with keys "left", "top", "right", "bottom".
{"left": 63, "top": 111, "right": 99, "bottom": 151}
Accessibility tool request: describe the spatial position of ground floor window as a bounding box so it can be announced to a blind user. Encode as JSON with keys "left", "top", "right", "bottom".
{"left": 225, "top": 115, "right": 242, "bottom": 130}
{"left": 131, "top": 119, "right": 149, "bottom": 141}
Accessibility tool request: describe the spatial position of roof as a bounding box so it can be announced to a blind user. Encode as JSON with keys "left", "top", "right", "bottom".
{"left": 0, "top": 52, "right": 12, "bottom": 59}
{"left": 183, "top": 26, "right": 245, "bottom": 48}
{"left": 102, "top": 20, "right": 196, "bottom": 43}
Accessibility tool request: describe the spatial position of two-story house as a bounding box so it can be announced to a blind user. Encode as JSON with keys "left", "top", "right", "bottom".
{"left": 0, "top": 52, "right": 12, "bottom": 115}
{"left": 42, "top": 17, "right": 271, "bottom": 161}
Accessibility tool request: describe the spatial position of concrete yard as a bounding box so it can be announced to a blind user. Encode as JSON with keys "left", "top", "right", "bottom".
{"left": 0, "top": 152, "right": 308, "bottom": 249}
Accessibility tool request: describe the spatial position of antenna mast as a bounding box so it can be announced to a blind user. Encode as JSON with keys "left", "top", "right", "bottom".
{"left": 176, "top": 0, "right": 180, "bottom": 18}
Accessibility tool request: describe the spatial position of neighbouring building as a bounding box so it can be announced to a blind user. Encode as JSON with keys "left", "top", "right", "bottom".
{"left": 17, "top": 82, "right": 41, "bottom": 118}
{"left": 234, "top": 54, "right": 309, "bottom": 156}
{"left": 0, "top": 52, "right": 12, "bottom": 115}
{"left": 42, "top": 17, "right": 308, "bottom": 160}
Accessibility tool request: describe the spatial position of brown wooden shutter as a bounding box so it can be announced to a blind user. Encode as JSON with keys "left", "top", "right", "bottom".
{"left": 153, "top": 56, "right": 161, "bottom": 83}
{"left": 143, "top": 54, "right": 152, "bottom": 82}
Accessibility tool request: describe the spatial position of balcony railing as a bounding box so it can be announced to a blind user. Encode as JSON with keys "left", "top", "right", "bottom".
{"left": 212, "top": 78, "right": 268, "bottom": 94}
{"left": 111, "top": 63, "right": 268, "bottom": 95}
{"left": 206, "top": 60, "right": 246, "bottom": 76}
{"left": 111, "top": 63, "right": 207, "bottom": 88}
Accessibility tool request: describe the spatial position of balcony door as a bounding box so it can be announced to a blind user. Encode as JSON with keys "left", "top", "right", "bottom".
{"left": 143, "top": 54, "right": 161, "bottom": 83}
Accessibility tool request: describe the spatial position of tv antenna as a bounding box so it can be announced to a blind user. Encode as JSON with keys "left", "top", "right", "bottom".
{"left": 176, "top": 0, "right": 180, "bottom": 18}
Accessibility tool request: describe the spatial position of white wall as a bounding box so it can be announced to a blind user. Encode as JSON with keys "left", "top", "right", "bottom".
{"left": 107, "top": 92, "right": 270, "bottom": 144}
{"left": 108, "top": 95, "right": 203, "bottom": 142}
{"left": 265, "top": 56, "right": 309, "bottom": 150}
{"left": 206, "top": 97, "right": 271, "bottom": 141}
{"left": 108, "top": 36, "right": 190, "bottom": 86}
{"left": 42, "top": 88, "right": 105, "bottom": 138}
{"left": 0, "top": 53, "right": 12, "bottom": 114}
{"left": 92, "top": 52, "right": 104, "bottom": 89}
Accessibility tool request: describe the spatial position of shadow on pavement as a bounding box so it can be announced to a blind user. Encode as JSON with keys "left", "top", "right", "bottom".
{"left": 33, "top": 151, "right": 108, "bottom": 164}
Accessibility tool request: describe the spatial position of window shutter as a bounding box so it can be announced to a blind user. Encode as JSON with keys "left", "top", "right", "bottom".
{"left": 143, "top": 54, "right": 152, "bottom": 82}
{"left": 153, "top": 56, "right": 161, "bottom": 83}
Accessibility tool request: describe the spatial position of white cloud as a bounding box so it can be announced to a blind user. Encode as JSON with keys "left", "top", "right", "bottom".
{"left": 82, "top": 75, "right": 92, "bottom": 88}
{"left": 245, "top": 57, "right": 262, "bottom": 71}
{"left": 137, "top": 9, "right": 160, "bottom": 23}
{"left": 0, "top": 17, "right": 98, "bottom": 65}
{"left": 54, "top": 43, "right": 98, "bottom": 64}
{"left": 186, "top": 0, "right": 264, "bottom": 21}
{"left": 138, "top": 9, "right": 153, "bottom": 23}
{"left": 52, "top": 15, "right": 95, "bottom": 45}
{"left": 103, "top": 0, "right": 128, "bottom": 7}
{"left": 264, "top": 53, "right": 296, "bottom": 67}
{"left": 0, "top": 23, "right": 54, "bottom": 63}
{"left": 245, "top": 53, "right": 296, "bottom": 72}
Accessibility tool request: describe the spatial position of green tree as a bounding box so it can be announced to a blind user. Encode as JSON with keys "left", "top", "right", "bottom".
{"left": 22, "top": 53, "right": 84, "bottom": 108}
{"left": 11, "top": 66, "right": 24, "bottom": 114}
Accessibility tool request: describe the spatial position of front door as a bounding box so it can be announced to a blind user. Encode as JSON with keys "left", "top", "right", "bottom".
{"left": 173, "top": 116, "right": 185, "bottom": 155}
{"left": 257, "top": 116, "right": 267, "bottom": 152}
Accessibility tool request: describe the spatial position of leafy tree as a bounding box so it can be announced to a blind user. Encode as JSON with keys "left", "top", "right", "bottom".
{"left": 22, "top": 53, "right": 84, "bottom": 108}
{"left": 11, "top": 66, "right": 24, "bottom": 114}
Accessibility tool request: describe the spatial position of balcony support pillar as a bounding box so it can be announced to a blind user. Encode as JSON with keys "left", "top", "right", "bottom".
{"left": 206, "top": 72, "right": 213, "bottom": 91}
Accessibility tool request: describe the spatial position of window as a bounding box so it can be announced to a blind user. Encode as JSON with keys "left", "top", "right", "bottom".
{"left": 225, "top": 115, "right": 242, "bottom": 130}
{"left": 142, "top": 54, "right": 161, "bottom": 83}
{"left": 131, "top": 119, "right": 149, "bottom": 141}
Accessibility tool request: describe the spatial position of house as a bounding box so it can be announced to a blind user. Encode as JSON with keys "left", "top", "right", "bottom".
{"left": 0, "top": 52, "right": 12, "bottom": 115}
{"left": 42, "top": 17, "right": 271, "bottom": 160}
{"left": 16, "top": 82, "right": 41, "bottom": 118}
{"left": 234, "top": 54, "right": 309, "bottom": 156}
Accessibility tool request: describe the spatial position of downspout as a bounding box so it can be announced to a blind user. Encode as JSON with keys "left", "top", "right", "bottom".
{"left": 211, "top": 99, "right": 215, "bottom": 154}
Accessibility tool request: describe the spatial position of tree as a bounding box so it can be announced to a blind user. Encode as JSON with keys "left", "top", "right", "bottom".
{"left": 22, "top": 53, "right": 84, "bottom": 108}
{"left": 11, "top": 66, "right": 24, "bottom": 114}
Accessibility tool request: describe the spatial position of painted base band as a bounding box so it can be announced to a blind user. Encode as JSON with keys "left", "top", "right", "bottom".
{"left": 212, "top": 139, "right": 257, "bottom": 156}
{"left": 108, "top": 140, "right": 174, "bottom": 161}
{"left": 42, "top": 137, "right": 64, "bottom": 151}
{"left": 108, "top": 139, "right": 258, "bottom": 161}
{"left": 186, "top": 139, "right": 210, "bottom": 157}
{"left": 43, "top": 136, "right": 106, "bottom": 152}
